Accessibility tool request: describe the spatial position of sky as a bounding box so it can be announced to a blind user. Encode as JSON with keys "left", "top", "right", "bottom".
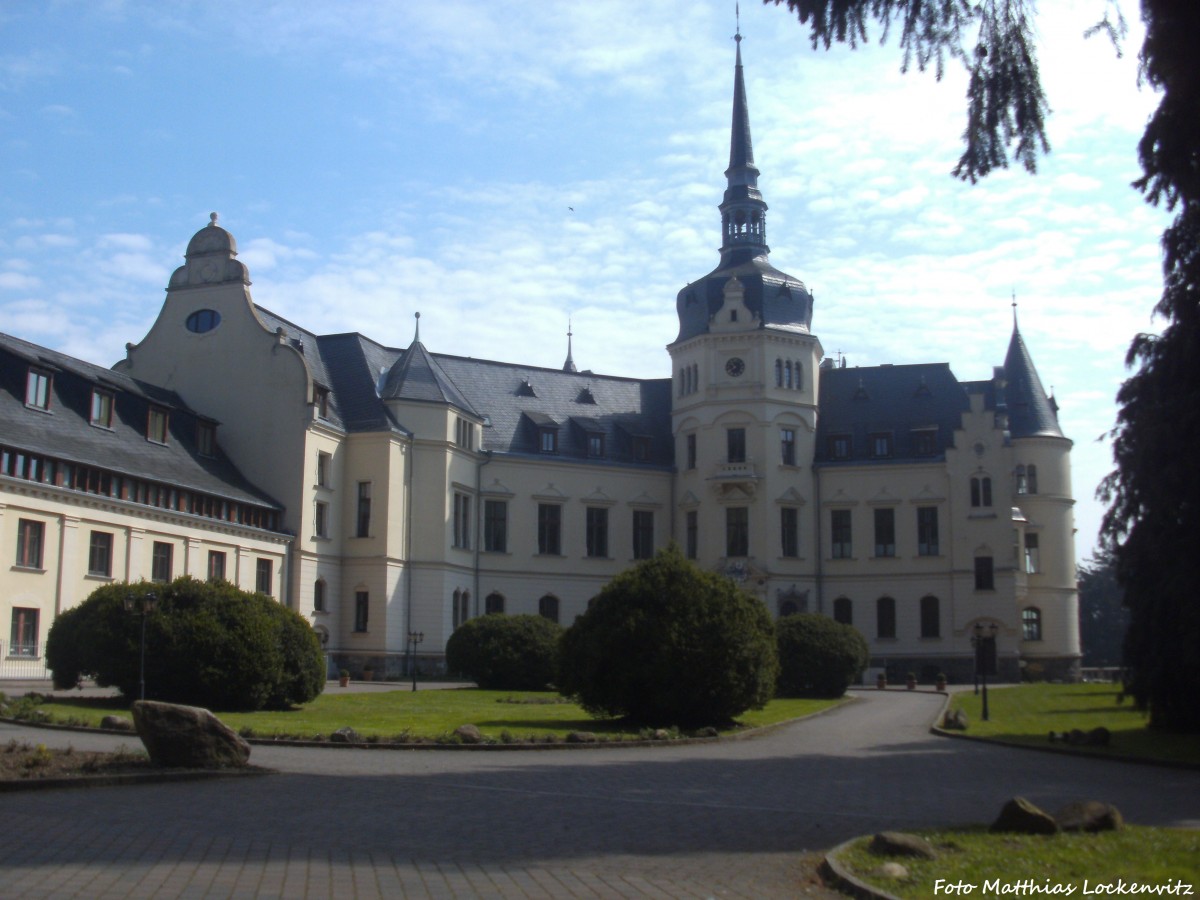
{"left": 0, "top": 1, "right": 1169, "bottom": 561}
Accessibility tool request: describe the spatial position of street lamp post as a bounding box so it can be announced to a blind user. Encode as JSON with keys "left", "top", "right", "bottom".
{"left": 123, "top": 590, "right": 158, "bottom": 702}
{"left": 973, "top": 622, "right": 999, "bottom": 721}
{"left": 408, "top": 631, "right": 424, "bottom": 692}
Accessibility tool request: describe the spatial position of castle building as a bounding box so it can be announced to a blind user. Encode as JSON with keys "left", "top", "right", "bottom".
{"left": 1, "top": 40, "right": 1079, "bottom": 683}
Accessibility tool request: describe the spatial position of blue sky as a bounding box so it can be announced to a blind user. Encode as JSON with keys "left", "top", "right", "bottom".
{"left": 0, "top": 1, "right": 1168, "bottom": 560}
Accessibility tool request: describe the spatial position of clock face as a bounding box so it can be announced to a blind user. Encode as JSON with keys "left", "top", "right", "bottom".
{"left": 725, "top": 357, "right": 745, "bottom": 377}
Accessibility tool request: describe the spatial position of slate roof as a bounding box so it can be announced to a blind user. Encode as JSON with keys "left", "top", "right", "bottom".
{"left": 814, "top": 362, "right": 971, "bottom": 464}
{"left": 0, "top": 331, "right": 283, "bottom": 512}
{"left": 1003, "top": 327, "right": 1064, "bottom": 439}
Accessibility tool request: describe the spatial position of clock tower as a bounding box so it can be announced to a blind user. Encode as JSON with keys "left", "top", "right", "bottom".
{"left": 669, "top": 32, "right": 823, "bottom": 613}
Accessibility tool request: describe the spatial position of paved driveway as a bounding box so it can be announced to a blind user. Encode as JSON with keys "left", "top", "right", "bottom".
{"left": 1, "top": 690, "right": 1196, "bottom": 898}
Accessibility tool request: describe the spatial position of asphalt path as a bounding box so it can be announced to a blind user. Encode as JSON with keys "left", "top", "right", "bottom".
{"left": 1, "top": 689, "right": 1197, "bottom": 898}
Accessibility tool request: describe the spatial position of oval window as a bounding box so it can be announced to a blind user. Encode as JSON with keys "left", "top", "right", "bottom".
{"left": 186, "top": 309, "right": 221, "bottom": 333}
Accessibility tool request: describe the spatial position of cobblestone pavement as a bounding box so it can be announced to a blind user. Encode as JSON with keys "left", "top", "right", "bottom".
{"left": 2, "top": 689, "right": 1197, "bottom": 898}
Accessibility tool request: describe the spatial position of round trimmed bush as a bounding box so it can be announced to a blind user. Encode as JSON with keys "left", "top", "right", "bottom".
{"left": 775, "top": 612, "right": 869, "bottom": 698}
{"left": 444, "top": 613, "right": 563, "bottom": 690}
{"left": 558, "top": 545, "right": 778, "bottom": 728}
{"left": 45, "top": 577, "right": 324, "bottom": 711}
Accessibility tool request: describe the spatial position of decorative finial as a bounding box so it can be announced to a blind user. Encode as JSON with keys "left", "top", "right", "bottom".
{"left": 735, "top": 2, "right": 742, "bottom": 43}
{"left": 209, "top": 212, "right": 219, "bottom": 226}
{"left": 1011, "top": 289, "right": 1019, "bottom": 329}
{"left": 414, "top": 311, "right": 421, "bottom": 343}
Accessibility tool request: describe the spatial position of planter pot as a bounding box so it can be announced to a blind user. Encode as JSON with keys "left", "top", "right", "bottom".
{"left": 339, "top": 675, "right": 350, "bottom": 688}
{"left": 906, "top": 679, "right": 917, "bottom": 690}
{"left": 876, "top": 675, "right": 887, "bottom": 690}
{"left": 362, "top": 670, "right": 374, "bottom": 682}
{"left": 936, "top": 678, "right": 947, "bottom": 692}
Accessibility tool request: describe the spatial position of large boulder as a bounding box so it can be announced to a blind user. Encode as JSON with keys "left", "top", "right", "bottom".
{"left": 870, "top": 832, "right": 937, "bottom": 860}
{"left": 990, "top": 797, "right": 1059, "bottom": 835}
{"left": 132, "top": 700, "right": 250, "bottom": 768}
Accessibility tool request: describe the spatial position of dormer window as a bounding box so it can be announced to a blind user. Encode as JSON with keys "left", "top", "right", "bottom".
{"left": 455, "top": 417, "right": 475, "bottom": 449}
{"left": 196, "top": 421, "right": 216, "bottom": 457}
{"left": 587, "top": 433, "right": 605, "bottom": 458}
{"left": 90, "top": 389, "right": 114, "bottom": 428}
{"left": 313, "top": 386, "right": 330, "bottom": 419}
{"left": 870, "top": 433, "right": 892, "bottom": 459}
{"left": 25, "top": 368, "right": 51, "bottom": 410}
{"left": 147, "top": 406, "right": 169, "bottom": 444}
{"left": 829, "top": 434, "right": 851, "bottom": 460}
{"left": 912, "top": 429, "right": 936, "bottom": 456}
{"left": 539, "top": 429, "right": 558, "bottom": 453}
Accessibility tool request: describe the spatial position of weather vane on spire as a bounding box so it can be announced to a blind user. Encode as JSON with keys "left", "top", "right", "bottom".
{"left": 735, "top": 2, "right": 742, "bottom": 43}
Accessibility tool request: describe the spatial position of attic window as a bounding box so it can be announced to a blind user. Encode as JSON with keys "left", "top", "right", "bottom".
{"left": 914, "top": 376, "right": 932, "bottom": 398}
{"left": 828, "top": 435, "right": 851, "bottom": 460}
{"left": 147, "top": 406, "right": 169, "bottom": 444}
{"left": 912, "top": 429, "right": 937, "bottom": 457}
{"left": 517, "top": 379, "right": 537, "bottom": 398}
{"left": 313, "top": 386, "right": 330, "bottom": 419}
{"left": 185, "top": 309, "right": 221, "bottom": 334}
{"left": 853, "top": 379, "right": 870, "bottom": 401}
{"left": 870, "top": 433, "right": 892, "bottom": 459}
{"left": 196, "top": 421, "right": 217, "bottom": 457}
{"left": 25, "top": 368, "right": 52, "bottom": 410}
{"left": 576, "top": 387, "right": 596, "bottom": 404}
{"left": 587, "top": 433, "right": 605, "bottom": 458}
{"left": 539, "top": 429, "right": 558, "bottom": 454}
{"left": 90, "top": 389, "right": 114, "bottom": 428}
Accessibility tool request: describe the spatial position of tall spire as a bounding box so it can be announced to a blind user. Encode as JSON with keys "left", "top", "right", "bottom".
{"left": 721, "top": 25, "right": 768, "bottom": 263}
{"left": 563, "top": 318, "right": 578, "bottom": 373}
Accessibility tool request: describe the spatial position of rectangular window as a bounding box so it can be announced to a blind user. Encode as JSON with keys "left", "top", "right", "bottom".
{"left": 256, "top": 558, "right": 273, "bottom": 595}
{"left": 354, "top": 591, "right": 369, "bottom": 632}
{"left": 586, "top": 507, "right": 609, "bottom": 558}
{"left": 686, "top": 433, "right": 697, "bottom": 470}
{"left": 90, "top": 389, "right": 114, "bottom": 427}
{"left": 1024, "top": 533, "right": 1040, "bottom": 574}
{"left": 920, "top": 595, "right": 941, "bottom": 638}
{"left": 151, "top": 541, "right": 173, "bottom": 583}
{"left": 208, "top": 550, "right": 226, "bottom": 582}
{"left": 877, "top": 597, "right": 896, "bottom": 639}
{"left": 25, "top": 369, "right": 51, "bottom": 409}
{"left": 483, "top": 499, "right": 507, "bottom": 552}
{"left": 16, "top": 519, "right": 45, "bottom": 569}
{"left": 539, "top": 429, "right": 558, "bottom": 453}
{"left": 917, "top": 506, "right": 939, "bottom": 556}
{"left": 870, "top": 433, "right": 892, "bottom": 458}
{"left": 632, "top": 510, "right": 654, "bottom": 560}
{"left": 453, "top": 492, "right": 471, "bottom": 549}
{"left": 315, "top": 501, "right": 329, "bottom": 538}
{"left": 873, "top": 508, "right": 896, "bottom": 557}
{"left": 974, "top": 556, "right": 995, "bottom": 591}
{"left": 780, "top": 507, "right": 799, "bottom": 558}
{"left": 829, "top": 435, "right": 850, "bottom": 460}
{"left": 781, "top": 428, "right": 796, "bottom": 466}
{"left": 587, "top": 433, "right": 605, "bottom": 458}
{"left": 10, "top": 608, "right": 39, "bottom": 657}
{"left": 831, "top": 509, "right": 852, "bottom": 559}
{"left": 727, "top": 428, "right": 746, "bottom": 464}
{"left": 147, "top": 407, "right": 169, "bottom": 444}
{"left": 316, "top": 451, "right": 330, "bottom": 487}
{"left": 196, "top": 421, "right": 216, "bottom": 457}
{"left": 726, "top": 507, "right": 749, "bottom": 557}
{"left": 912, "top": 429, "right": 936, "bottom": 456}
{"left": 456, "top": 417, "right": 475, "bottom": 449}
{"left": 537, "top": 504, "right": 561, "bottom": 555}
{"left": 686, "top": 510, "right": 698, "bottom": 560}
{"left": 356, "top": 482, "right": 371, "bottom": 538}
{"left": 314, "top": 386, "right": 330, "bottom": 419}
{"left": 87, "top": 531, "right": 113, "bottom": 577}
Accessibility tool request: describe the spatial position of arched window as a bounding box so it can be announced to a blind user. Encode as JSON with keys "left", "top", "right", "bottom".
{"left": 313, "top": 578, "right": 326, "bottom": 613}
{"left": 833, "top": 597, "right": 852, "bottom": 625}
{"left": 970, "top": 476, "right": 993, "bottom": 508}
{"left": 876, "top": 597, "right": 896, "bottom": 639}
{"left": 1027, "top": 465, "right": 1038, "bottom": 494}
{"left": 485, "top": 592, "right": 505, "bottom": 615}
{"left": 920, "top": 595, "right": 940, "bottom": 638}
{"left": 794, "top": 361, "right": 802, "bottom": 390}
{"left": 1016, "top": 465, "right": 1028, "bottom": 494}
{"left": 784, "top": 361, "right": 793, "bottom": 388}
{"left": 779, "top": 600, "right": 799, "bottom": 618}
{"left": 775, "top": 359, "right": 783, "bottom": 387}
{"left": 538, "top": 594, "right": 559, "bottom": 623}
{"left": 1022, "top": 607, "right": 1042, "bottom": 641}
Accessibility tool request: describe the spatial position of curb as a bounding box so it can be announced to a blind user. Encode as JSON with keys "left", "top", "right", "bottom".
{"left": 0, "top": 765, "right": 273, "bottom": 793}
{"left": 820, "top": 837, "right": 903, "bottom": 900}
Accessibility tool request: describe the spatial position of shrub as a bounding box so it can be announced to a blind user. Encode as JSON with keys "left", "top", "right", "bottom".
{"left": 45, "top": 577, "right": 324, "bottom": 711}
{"left": 444, "top": 613, "right": 563, "bottom": 690}
{"left": 775, "top": 613, "right": 869, "bottom": 698}
{"left": 558, "top": 545, "right": 778, "bottom": 728}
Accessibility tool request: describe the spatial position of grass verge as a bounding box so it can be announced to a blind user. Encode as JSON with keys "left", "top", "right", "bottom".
{"left": 834, "top": 826, "right": 1199, "bottom": 900}
{"left": 2, "top": 689, "right": 841, "bottom": 743}
{"left": 948, "top": 683, "right": 1200, "bottom": 766}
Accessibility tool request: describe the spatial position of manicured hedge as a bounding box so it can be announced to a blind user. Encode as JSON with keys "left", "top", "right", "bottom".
{"left": 46, "top": 577, "right": 324, "bottom": 711}
{"left": 775, "top": 612, "right": 869, "bottom": 698}
{"left": 444, "top": 613, "right": 563, "bottom": 690}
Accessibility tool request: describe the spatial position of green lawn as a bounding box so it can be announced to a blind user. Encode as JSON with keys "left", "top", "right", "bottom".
{"left": 5, "top": 689, "right": 842, "bottom": 742}
{"left": 835, "top": 826, "right": 1199, "bottom": 900}
{"left": 948, "top": 683, "right": 1200, "bottom": 765}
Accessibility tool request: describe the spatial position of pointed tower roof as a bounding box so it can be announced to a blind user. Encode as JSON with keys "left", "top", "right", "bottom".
{"left": 379, "top": 318, "right": 478, "bottom": 415}
{"left": 1003, "top": 316, "right": 1063, "bottom": 439}
{"left": 672, "top": 33, "right": 813, "bottom": 345}
{"left": 562, "top": 320, "right": 578, "bottom": 373}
